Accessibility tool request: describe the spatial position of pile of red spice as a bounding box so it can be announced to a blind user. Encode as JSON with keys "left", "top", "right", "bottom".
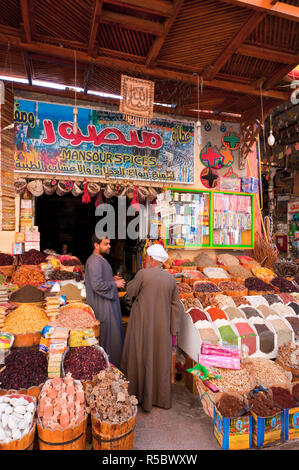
{"left": 188, "top": 308, "right": 208, "bottom": 322}
{"left": 207, "top": 307, "right": 227, "bottom": 321}
{"left": 271, "top": 387, "right": 297, "bottom": 409}
{"left": 63, "top": 346, "right": 108, "bottom": 381}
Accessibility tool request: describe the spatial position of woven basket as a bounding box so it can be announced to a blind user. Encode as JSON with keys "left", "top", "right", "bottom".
{"left": 222, "top": 289, "right": 248, "bottom": 297}
{"left": 195, "top": 291, "right": 219, "bottom": 299}
{"left": 204, "top": 278, "right": 230, "bottom": 285}
{"left": 43, "top": 179, "right": 57, "bottom": 195}
{"left": 183, "top": 278, "right": 205, "bottom": 286}
{"left": 0, "top": 383, "right": 44, "bottom": 400}
{"left": 179, "top": 292, "right": 194, "bottom": 299}
{"left": 56, "top": 181, "right": 72, "bottom": 196}
{"left": 12, "top": 331, "right": 42, "bottom": 348}
{"left": 27, "top": 180, "right": 44, "bottom": 197}
{"left": 197, "top": 265, "right": 220, "bottom": 272}
{"left": 13, "top": 301, "right": 44, "bottom": 308}
{"left": 71, "top": 181, "right": 84, "bottom": 197}
{"left": 171, "top": 266, "right": 184, "bottom": 272}
{"left": 195, "top": 378, "right": 217, "bottom": 419}
{"left": 0, "top": 265, "right": 15, "bottom": 278}
{"left": 248, "top": 290, "right": 274, "bottom": 296}
{"left": 0, "top": 395, "right": 37, "bottom": 451}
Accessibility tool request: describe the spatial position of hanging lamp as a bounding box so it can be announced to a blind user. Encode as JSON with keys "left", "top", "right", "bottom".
{"left": 267, "top": 114, "right": 275, "bottom": 146}
{"left": 196, "top": 75, "right": 203, "bottom": 146}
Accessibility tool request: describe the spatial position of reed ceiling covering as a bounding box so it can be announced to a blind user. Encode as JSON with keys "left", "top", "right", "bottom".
{"left": 0, "top": 0, "right": 298, "bottom": 125}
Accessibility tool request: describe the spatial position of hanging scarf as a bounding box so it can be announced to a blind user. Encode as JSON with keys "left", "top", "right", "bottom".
{"left": 130, "top": 185, "right": 140, "bottom": 212}
{"left": 82, "top": 178, "right": 91, "bottom": 204}
{"left": 95, "top": 190, "right": 104, "bottom": 207}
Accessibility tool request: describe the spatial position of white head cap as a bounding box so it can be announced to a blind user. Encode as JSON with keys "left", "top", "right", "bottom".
{"left": 147, "top": 244, "right": 168, "bottom": 263}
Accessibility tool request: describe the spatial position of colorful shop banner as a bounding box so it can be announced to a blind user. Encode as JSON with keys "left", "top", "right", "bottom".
{"left": 14, "top": 99, "right": 195, "bottom": 184}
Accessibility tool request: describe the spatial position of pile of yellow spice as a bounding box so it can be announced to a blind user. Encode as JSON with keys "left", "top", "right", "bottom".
{"left": 3, "top": 304, "right": 48, "bottom": 334}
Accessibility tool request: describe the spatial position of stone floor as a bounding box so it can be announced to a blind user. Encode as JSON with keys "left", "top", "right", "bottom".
{"left": 133, "top": 380, "right": 299, "bottom": 451}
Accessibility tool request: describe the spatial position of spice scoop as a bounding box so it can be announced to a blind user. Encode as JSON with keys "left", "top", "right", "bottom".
{"left": 237, "top": 405, "right": 252, "bottom": 417}
{"left": 249, "top": 385, "right": 269, "bottom": 398}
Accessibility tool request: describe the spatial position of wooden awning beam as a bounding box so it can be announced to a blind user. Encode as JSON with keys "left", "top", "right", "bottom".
{"left": 88, "top": 0, "right": 104, "bottom": 57}
{"left": 23, "top": 51, "right": 33, "bottom": 85}
{"left": 83, "top": 63, "right": 94, "bottom": 94}
{"left": 263, "top": 57, "right": 299, "bottom": 89}
{"left": 237, "top": 43, "right": 298, "bottom": 65}
{"left": 99, "top": 10, "right": 165, "bottom": 36}
{"left": 0, "top": 34, "right": 290, "bottom": 102}
{"left": 20, "top": 0, "right": 32, "bottom": 43}
{"left": 29, "top": 53, "right": 87, "bottom": 69}
{"left": 221, "top": 1, "right": 299, "bottom": 22}
{"left": 146, "top": 0, "right": 185, "bottom": 67}
{"left": 203, "top": 11, "right": 266, "bottom": 80}
{"left": 104, "top": 0, "right": 173, "bottom": 17}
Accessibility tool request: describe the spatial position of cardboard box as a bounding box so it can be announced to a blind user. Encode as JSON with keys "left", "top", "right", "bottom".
{"left": 251, "top": 410, "right": 284, "bottom": 448}
{"left": 214, "top": 407, "right": 253, "bottom": 450}
{"left": 218, "top": 177, "right": 241, "bottom": 192}
{"left": 14, "top": 232, "right": 25, "bottom": 243}
{"left": 241, "top": 177, "right": 259, "bottom": 194}
{"left": 283, "top": 407, "right": 299, "bottom": 441}
{"left": 25, "top": 231, "right": 40, "bottom": 242}
{"left": 24, "top": 242, "right": 40, "bottom": 251}
{"left": 13, "top": 243, "right": 24, "bottom": 255}
{"left": 21, "top": 200, "right": 32, "bottom": 209}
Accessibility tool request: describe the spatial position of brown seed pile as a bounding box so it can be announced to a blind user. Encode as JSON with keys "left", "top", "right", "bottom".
{"left": 217, "top": 394, "right": 246, "bottom": 418}
{"left": 218, "top": 281, "right": 246, "bottom": 291}
{"left": 233, "top": 296, "right": 250, "bottom": 307}
{"left": 227, "top": 265, "right": 253, "bottom": 279}
{"left": 194, "top": 253, "right": 217, "bottom": 267}
{"left": 248, "top": 392, "right": 281, "bottom": 417}
{"left": 181, "top": 297, "right": 203, "bottom": 310}
{"left": 177, "top": 283, "right": 193, "bottom": 294}
{"left": 199, "top": 293, "right": 220, "bottom": 309}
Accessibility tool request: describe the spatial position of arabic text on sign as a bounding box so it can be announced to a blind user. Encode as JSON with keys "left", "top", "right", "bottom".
{"left": 42, "top": 120, "right": 163, "bottom": 149}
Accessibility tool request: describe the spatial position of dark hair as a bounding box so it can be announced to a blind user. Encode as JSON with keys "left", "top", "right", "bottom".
{"left": 91, "top": 234, "right": 109, "bottom": 248}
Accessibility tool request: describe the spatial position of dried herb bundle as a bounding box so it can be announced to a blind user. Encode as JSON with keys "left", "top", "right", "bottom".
{"left": 252, "top": 233, "right": 279, "bottom": 270}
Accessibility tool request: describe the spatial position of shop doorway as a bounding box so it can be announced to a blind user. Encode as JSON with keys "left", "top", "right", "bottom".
{"left": 35, "top": 193, "right": 143, "bottom": 274}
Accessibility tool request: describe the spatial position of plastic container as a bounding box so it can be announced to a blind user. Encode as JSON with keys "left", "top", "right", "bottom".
{"left": 248, "top": 317, "right": 277, "bottom": 359}
{"left": 230, "top": 318, "right": 257, "bottom": 356}
{"left": 267, "top": 315, "right": 295, "bottom": 347}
